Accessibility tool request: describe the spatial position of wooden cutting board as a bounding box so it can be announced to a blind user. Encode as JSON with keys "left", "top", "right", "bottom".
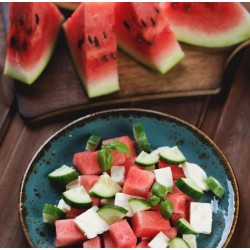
{"left": 0, "top": 3, "right": 247, "bottom": 122}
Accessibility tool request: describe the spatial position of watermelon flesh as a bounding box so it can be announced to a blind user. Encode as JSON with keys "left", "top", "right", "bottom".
{"left": 103, "top": 231, "right": 116, "bottom": 248}
{"left": 131, "top": 210, "right": 172, "bottom": 238}
{"left": 162, "top": 2, "right": 250, "bottom": 47}
{"left": 114, "top": 2, "right": 184, "bottom": 74}
{"left": 109, "top": 219, "right": 137, "bottom": 248}
{"left": 55, "top": 219, "right": 86, "bottom": 247}
{"left": 4, "top": 3, "right": 64, "bottom": 84}
{"left": 63, "top": 3, "right": 120, "bottom": 98}
{"left": 83, "top": 236, "right": 102, "bottom": 248}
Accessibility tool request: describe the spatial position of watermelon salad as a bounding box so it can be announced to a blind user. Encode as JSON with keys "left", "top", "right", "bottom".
{"left": 43, "top": 123, "right": 225, "bottom": 248}
{"left": 4, "top": 3, "right": 250, "bottom": 98}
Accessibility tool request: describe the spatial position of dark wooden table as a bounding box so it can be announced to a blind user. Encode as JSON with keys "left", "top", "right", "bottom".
{"left": 1, "top": 4, "right": 250, "bottom": 249}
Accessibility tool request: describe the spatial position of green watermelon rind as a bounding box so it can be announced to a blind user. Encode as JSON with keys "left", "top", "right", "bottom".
{"left": 169, "top": 9, "right": 250, "bottom": 48}
{"left": 4, "top": 16, "right": 64, "bottom": 85}
{"left": 117, "top": 38, "right": 185, "bottom": 74}
{"left": 63, "top": 23, "right": 120, "bottom": 99}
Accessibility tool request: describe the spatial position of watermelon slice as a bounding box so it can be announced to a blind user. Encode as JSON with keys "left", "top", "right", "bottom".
{"left": 103, "top": 231, "right": 116, "bottom": 248}
{"left": 63, "top": 3, "right": 120, "bottom": 98}
{"left": 54, "top": 2, "right": 80, "bottom": 11}
{"left": 4, "top": 3, "right": 64, "bottom": 84}
{"left": 114, "top": 2, "right": 184, "bottom": 74}
{"left": 162, "top": 3, "right": 250, "bottom": 47}
{"left": 136, "top": 239, "right": 150, "bottom": 248}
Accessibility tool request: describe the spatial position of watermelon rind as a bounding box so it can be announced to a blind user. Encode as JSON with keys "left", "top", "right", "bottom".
{"left": 4, "top": 43, "right": 56, "bottom": 85}
{"left": 165, "top": 4, "right": 250, "bottom": 48}
{"left": 118, "top": 38, "right": 185, "bottom": 74}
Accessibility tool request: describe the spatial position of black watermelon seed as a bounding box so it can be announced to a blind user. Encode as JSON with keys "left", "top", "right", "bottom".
{"left": 94, "top": 36, "right": 100, "bottom": 47}
{"left": 102, "top": 55, "right": 108, "bottom": 62}
{"left": 88, "top": 35, "right": 93, "bottom": 44}
{"left": 22, "top": 42, "right": 28, "bottom": 50}
{"left": 77, "top": 39, "right": 84, "bottom": 48}
{"left": 111, "top": 53, "right": 117, "bottom": 59}
{"left": 185, "top": 4, "right": 191, "bottom": 11}
{"left": 123, "top": 21, "right": 130, "bottom": 30}
{"left": 137, "top": 36, "right": 143, "bottom": 43}
{"left": 146, "top": 40, "right": 153, "bottom": 46}
{"left": 154, "top": 7, "right": 160, "bottom": 13}
{"left": 141, "top": 20, "right": 147, "bottom": 28}
{"left": 27, "top": 27, "right": 32, "bottom": 34}
{"left": 172, "top": 3, "right": 177, "bottom": 8}
{"left": 35, "top": 14, "right": 39, "bottom": 25}
{"left": 19, "top": 19, "right": 24, "bottom": 26}
{"left": 103, "top": 31, "right": 107, "bottom": 39}
{"left": 150, "top": 18, "right": 156, "bottom": 26}
{"left": 10, "top": 36, "right": 17, "bottom": 47}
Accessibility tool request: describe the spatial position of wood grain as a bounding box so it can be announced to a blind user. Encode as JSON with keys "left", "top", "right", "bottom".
{"left": 0, "top": 3, "right": 15, "bottom": 143}
{"left": 201, "top": 47, "right": 250, "bottom": 247}
{"left": 0, "top": 4, "right": 235, "bottom": 122}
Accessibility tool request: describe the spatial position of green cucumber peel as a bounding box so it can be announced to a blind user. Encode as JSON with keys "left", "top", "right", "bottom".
{"left": 85, "top": 134, "right": 102, "bottom": 151}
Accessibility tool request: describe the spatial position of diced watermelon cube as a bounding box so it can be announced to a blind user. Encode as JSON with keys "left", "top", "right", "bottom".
{"left": 66, "top": 208, "right": 86, "bottom": 219}
{"left": 55, "top": 219, "right": 86, "bottom": 247}
{"left": 103, "top": 136, "right": 136, "bottom": 166}
{"left": 122, "top": 166, "right": 155, "bottom": 198}
{"left": 103, "top": 231, "right": 116, "bottom": 248}
{"left": 73, "top": 151, "right": 102, "bottom": 175}
{"left": 136, "top": 239, "right": 149, "bottom": 248}
{"left": 80, "top": 175, "right": 100, "bottom": 206}
{"left": 164, "top": 227, "right": 178, "bottom": 239}
{"left": 83, "top": 236, "right": 102, "bottom": 248}
{"left": 109, "top": 219, "right": 137, "bottom": 248}
{"left": 158, "top": 160, "right": 185, "bottom": 180}
{"left": 166, "top": 193, "right": 186, "bottom": 214}
{"left": 124, "top": 156, "right": 142, "bottom": 175}
{"left": 173, "top": 185, "right": 194, "bottom": 201}
{"left": 131, "top": 211, "right": 171, "bottom": 238}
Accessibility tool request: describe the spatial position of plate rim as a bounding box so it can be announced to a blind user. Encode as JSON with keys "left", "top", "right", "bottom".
{"left": 18, "top": 108, "right": 240, "bottom": 248}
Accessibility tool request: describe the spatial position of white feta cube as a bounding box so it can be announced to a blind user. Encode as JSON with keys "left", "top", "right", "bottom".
{"left": 111, "top": 166, "right": 125, "bottom": 185}
{"left": 57, "top": 199, "right": 71, "bottom": 213}
{"left": 154, "top": 167, "right": 173, "bottom": 187}
{"left": 74, "top": 206, "right": 109, "bottom": 239}
{"left": 190, "top": 202, "right": 212, "bottom": 234}
{"left": 148, "top": 232, "right": 169, "bottom": 248}
{"left": 115, "top": 192, "right": 143, "bottom": 217}
{"left": 182, "top": 162, "right": 209, "bottom": 191}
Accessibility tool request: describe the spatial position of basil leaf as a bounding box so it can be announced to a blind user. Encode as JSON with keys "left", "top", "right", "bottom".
{"left": 103, "top": 140, "right": 130, "bottom": 155}
{"left": 97, "top": 148, "right": 113, "bottom": 171}
{"left": 159, "top": 199, "right": 173, "bottom": 220}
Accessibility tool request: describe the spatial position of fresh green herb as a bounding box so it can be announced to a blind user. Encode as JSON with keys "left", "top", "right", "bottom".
{"left": 97, "top": 140, "right": 130, "bottom": 171}
{"left": 159, "top": 199, "right": 173, "bottom": 220}
{"left": 151, "top": 182, "right": 173, "bottom": 199}
{"left": 148, "top": 195, "right": 161, "bottom": 206}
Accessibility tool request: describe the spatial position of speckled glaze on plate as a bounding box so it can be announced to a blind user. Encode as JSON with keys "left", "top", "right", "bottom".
{"left": 19, "top": 108, "right": 239, "bottom": 248}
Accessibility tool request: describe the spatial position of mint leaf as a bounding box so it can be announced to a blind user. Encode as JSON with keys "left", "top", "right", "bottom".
{"left": 97, "top": 148, "right": 113, "bottom": 171}
{"left": 103, "top": 140, "right": 130, "bottom": 155}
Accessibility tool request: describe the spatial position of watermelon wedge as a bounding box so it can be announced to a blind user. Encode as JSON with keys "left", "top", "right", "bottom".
{"left": 54, "top": 2, "right": 80, "bottom": 11}
{"left": 114, "top": 2, "right": 184, "bottom": 74}
{"left": 4, "top": 3, "right": 64, "bottom": 84}
{"left": 63, "top": 3, "right": 120, "bottom": 98}
{"left": 162, "top": 3, "right": 250, "bottom": 48}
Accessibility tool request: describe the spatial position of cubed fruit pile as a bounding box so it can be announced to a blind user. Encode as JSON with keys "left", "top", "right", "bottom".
{"left": 43, "top": 123, "right": 224, "bottom": 248}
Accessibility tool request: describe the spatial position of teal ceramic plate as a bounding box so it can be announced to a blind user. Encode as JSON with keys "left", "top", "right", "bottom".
{"left": 19, "top": 109, "right": 239, "bottom": 248}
